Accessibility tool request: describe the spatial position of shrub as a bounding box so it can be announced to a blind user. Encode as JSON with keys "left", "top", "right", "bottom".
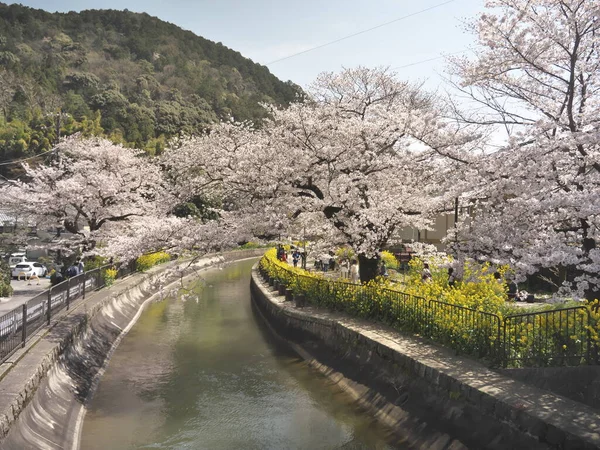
{"left": 84, "top": 255, "right": 109, "bottom": 270}
{"left": 335, "top": 246, "right": 355, "bottom": 262}
{"left": 240, "top": 241, "right": 261, "bottom": 249}
{"left": 103, "top": 268, "right": 118, "bottom": 286}
{"left": 402, "top": 258, "right": 507, "bottom": 313}
{"left": 0, "top": 281, "right": 13, "bottom": 297}
{"left": 380, "top": 250, "right": 398, "bottom": 270}
{"left": 136, "top": 252, "right": 171, "bottom": 272}
{"left": 0, "top": 259, "right": 11, "bottom": 286}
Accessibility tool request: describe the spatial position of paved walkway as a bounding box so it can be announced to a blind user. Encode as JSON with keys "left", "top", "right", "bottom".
{"left": 0, "top": 278, "right": 51, "bottom": 315}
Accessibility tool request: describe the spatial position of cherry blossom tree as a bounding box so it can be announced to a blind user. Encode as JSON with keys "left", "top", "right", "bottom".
{"left": 448, "top": 0, "right": 600, "bottom": 299}
{"left": 0, "top": 136, "right": 172, "bottom": 256}
{"left": 170, "top": 67, "right": 481, "bottom": 282}
{"left": 0, "top": 134, "right": 268, "bottom": 263}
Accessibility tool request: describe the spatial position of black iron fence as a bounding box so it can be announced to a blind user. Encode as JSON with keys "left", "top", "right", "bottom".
{"left": 0, "top": 261, "right": 136, "bottom": 364}
{"left": 0, "top": 250, "right": 258, "bottom": 366}
{"left": 502, "top": 306, "right": 593, "bottom": 367}
{"left": 259, "top": 259, "right": 600, "bottom": 368}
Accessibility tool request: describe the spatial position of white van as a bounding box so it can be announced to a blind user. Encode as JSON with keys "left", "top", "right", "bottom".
{"left": 9, "top": 253, "right": 27, "bottom": 269}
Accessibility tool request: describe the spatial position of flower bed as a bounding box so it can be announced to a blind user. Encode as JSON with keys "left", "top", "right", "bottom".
{"left": 136, "top": 252, "right": 171, "bottom": 272}
{"left": 259, "top": 249, "right": 599, "bottom": 367}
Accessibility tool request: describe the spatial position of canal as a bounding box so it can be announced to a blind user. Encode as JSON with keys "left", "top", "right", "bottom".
{"left": 80, "top": 258, "right": 407, "bottom": 449}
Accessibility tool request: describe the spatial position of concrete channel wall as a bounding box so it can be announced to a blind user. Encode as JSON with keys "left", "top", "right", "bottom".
{"left": 251, "top": 266, "right": 600, "bottom": 450}
{"left": 0, "top": 250, "right": 264, "bottom": 450}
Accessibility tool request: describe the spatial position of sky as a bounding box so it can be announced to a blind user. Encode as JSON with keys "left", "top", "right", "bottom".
{"left": 12, "top": 0, "right": 486, "bottom": 90}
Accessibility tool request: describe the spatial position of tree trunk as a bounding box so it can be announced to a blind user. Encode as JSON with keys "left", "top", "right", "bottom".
{"left": 582, "top": 227, "right": 597, "bottom": 301}
{"left": 358, "top": 254, "right": 379, "bottom": 284}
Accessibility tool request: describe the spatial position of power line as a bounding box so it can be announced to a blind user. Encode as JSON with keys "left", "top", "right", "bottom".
{"left": 0, "top": 147, "right": 57, "bottom": 166}
{"left": 265, "top": 0, "right": 457, "bottom": 66}
{"left": 391, "top": 49, "right": 468, "bottom": 70}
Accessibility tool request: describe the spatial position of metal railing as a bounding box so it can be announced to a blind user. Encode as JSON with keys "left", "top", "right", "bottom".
{"left": 0, "top": 261, "right": 136, "bottom": 364}
{"left": 259, "top": 257, "right": 600, "bottom": 368}
{"left": 503, "top": 306, "right": 593, "bottom": 367}
{"left": 0, "top": 249, "right": 258, "bottom": 366}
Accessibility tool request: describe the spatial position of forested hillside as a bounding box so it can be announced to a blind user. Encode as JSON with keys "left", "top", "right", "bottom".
{"left": 0, "top": 3, "right": 301, "bottom": 174}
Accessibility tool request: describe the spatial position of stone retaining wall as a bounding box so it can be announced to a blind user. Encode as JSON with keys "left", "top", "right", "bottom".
{"left": 251, "top": 265, "right": 600, "bottom": 450}
{"left": 499, "top": 366, "right": 600, "bottom": 411}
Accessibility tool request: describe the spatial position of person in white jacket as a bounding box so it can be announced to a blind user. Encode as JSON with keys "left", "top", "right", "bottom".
{"left": 350, "top": 260, "right": 360, "bottom": 283}
{"left": 321, "top": 253, "right": 330, "bottom": 272}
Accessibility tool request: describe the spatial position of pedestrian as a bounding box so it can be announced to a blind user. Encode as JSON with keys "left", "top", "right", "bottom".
{"left": 421, "top": 263, "right": 432, "bottom": 282}
{"left": 77, "top": 258, "right": 85, "bottom": 274}
{"left": 340, "top": 259, "right": 350, "bottom": 278}
{"left": 65, "top": 265, "right": 78, "bottom": 278}
{"left": 292, "top": 249, "right": 300, "bottom": 268}
{"left": 53, "top": 270, "right": 64, "bottom": 285}
{"left": 506, "top": 277, "right": 518, "bottom": 301}
{"left": 350, "top": 260, "right": 360, "bottom": 283}
{"left": 448, "top": 267, "right": 456, "bottom": 287}
{"left": 329, "top": 252, "right": 336, "bottom": 271}
{"left": 379, "top": 259, "right": 388, "bottom": 277}
{"left": 321, "top": 253, "right": 330, "bottom": 272}
{"left": 300, "top": 251, "right": 307, "bottom": 269}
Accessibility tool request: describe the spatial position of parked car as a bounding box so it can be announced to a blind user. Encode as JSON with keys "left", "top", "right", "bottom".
{"left": 11, "top": 262, "right": 46, "bottom": 279}
{"left": 8, "top": 253, "right": 27, "bottom": 269}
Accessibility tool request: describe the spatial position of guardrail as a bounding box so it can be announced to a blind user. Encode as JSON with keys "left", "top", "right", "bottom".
{"left": 0, "top": 260, "right": 137, "bottom": 364}
{"left": 259, "top": 258, "right": 600, "bottom": 368}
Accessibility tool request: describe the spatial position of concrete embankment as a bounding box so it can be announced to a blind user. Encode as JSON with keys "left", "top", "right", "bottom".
{"left": 251, "top": 266, "right": 600, "bottom": 450}
{"left": 0, "top": 250, "right": 263, "bottom": 450}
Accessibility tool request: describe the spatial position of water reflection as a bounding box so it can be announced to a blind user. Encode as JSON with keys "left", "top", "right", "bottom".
{"left": 81, "top": 259, "right": 405, "bottom": 449}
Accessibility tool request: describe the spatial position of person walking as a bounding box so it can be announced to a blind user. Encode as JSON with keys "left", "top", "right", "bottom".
{"left": 448, "top": 267, "right": 456, "bottom": 287}
{"left": 321, "top": 253, "right": 330, "bottom": 272}
{"left": 506, "top": 277, "right": 518, "bottom": 301}
{"left": 421, "top": 263, "right": 432, "bottom": 282}
{"left": 379, "top": 260, "right": 388, "bottom": 277}
{"left": 340, "top": 259, "right": 350, "bottom": 279}
{"left": 292, "top": 250, "right": 300, "bottom": 268}
{"left": 350, "top": 260, "right": 360, "bottom": 283}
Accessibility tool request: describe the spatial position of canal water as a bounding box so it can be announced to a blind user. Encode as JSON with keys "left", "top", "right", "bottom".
{"left": 80, "top": 258, "right": 407, "bottom": 449}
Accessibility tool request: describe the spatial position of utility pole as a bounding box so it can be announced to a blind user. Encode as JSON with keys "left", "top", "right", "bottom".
{"left": 454, "top": 197, "right": 459, "bottom": 225}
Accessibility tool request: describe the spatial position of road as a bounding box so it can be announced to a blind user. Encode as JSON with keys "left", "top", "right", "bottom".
{"left": 0, "top": 278, "right": 52, "bottom": 316}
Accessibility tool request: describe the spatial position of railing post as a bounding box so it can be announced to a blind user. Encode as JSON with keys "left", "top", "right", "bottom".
{"left": 502, "top": 317, "right": 508, "bottom": 368}
{"left": 586, "top": 309, "right": 592, "bottom": 365}
{"left": 21, "top": 303, "right": 27, "bottom": 347}
{"left": 47, "top": 287, "right": 52, "bottom": 325}
{"left": 66, "top": 277, "right": 71, "bottom": 310}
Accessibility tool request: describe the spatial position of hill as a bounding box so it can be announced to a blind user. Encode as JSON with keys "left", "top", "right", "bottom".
{"left": 0, "top": 3, "right": 301, "bottom": 172}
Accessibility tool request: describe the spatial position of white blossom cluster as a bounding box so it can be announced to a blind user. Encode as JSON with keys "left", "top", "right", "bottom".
{"left": 448, "top": 0, "right": 600, "bottom": 298}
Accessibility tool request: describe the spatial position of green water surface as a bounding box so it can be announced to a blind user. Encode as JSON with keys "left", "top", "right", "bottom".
{"left": 80, "top": 258, "right": 406, "bottom": 450}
